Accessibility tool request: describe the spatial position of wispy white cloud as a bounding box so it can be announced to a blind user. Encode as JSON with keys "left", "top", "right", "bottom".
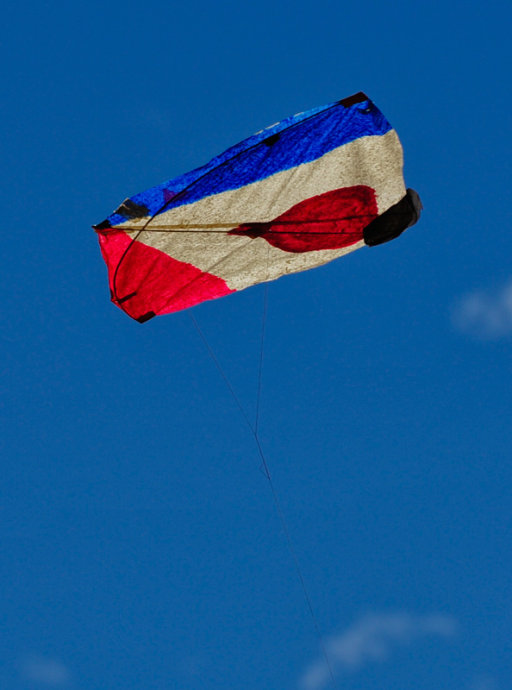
{"left": 299, "top": 612, "right": 458, "bottom": 690}
{"left": 21, "top": 656, "right": 72, "bottom": 687}
{"left": 452, "top": 281, "right": 512, "bottom": 339}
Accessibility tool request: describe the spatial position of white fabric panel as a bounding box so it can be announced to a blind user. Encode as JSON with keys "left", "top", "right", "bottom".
{"left": 115, "top": 130, "right": 404, "bottom": 291}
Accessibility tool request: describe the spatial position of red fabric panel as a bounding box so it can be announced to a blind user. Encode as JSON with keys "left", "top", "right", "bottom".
{"left": 98, "top": 231, "right": 234, "bottom": 320}
{"left": 229, "top": 185, "right": 378, "bottom": 252}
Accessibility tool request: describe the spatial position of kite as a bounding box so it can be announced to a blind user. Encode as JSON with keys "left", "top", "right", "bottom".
{"left": 94, "top": 92, "right": 422, "bottom": 322}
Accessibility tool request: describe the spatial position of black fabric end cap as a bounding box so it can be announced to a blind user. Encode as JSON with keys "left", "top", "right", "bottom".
{"left": 338, "top": 92, "right": 368, "bottom": 108}
{"left": 363, "top": 189, "right": 423, "bottom": 247}
{"left": 136, "top": 311, "right": 156, "bottom": 324}
{"left": 115, "top": 198, "right": 150, "bottom": 219}
{"left": 264, "top": 133, "right": 280, "bottom": 146}
{"left": 93, "top": 219, "right": 112, "bottom": 231}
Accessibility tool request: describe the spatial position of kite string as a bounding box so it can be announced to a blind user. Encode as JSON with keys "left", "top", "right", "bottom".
{"left": 189, "top": 304, "right": 338, "bottom": 689}
{"left": 189, "top": 313, "right": 254, "bottom": 434}
{"left": 255, "top": 247, "right": 270, "bottom": 437}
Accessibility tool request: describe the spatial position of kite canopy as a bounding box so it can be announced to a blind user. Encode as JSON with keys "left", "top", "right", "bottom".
{"left": 94, "top": 92, "right": 421, "bottom": 322}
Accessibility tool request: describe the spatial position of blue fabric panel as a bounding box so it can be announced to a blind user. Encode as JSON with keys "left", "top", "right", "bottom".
{"left": 105, "top": 102, "right": 334, "bottom": 227}
{"left": 106, "top": 96, "right": 392, "bottom": 227}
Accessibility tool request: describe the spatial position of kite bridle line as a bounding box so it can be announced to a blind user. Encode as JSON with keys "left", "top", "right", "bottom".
{"left": 189, "top": 280, "right": 338, "bottom": 690}
{"left": 254, "top": 244, "right": 270, "bottom": 439}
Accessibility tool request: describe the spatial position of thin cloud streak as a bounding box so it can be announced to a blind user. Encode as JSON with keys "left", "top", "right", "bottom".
{"left": 452, "top": 281, "right": 512, "bottom": 339}
{"left": 21, "top": 656, "right": 72, "bottom": 687}
{"left": 299, "top": 612, "right": 458, "bottom": 690}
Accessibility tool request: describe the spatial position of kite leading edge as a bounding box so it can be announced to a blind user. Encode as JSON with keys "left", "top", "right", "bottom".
{"left": 93, "top": 92, "right": 422, "bottom": 323}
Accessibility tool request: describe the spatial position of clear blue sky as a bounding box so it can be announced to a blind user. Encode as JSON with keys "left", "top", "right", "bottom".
{"left": 2, "top": 1, "right": 512, "bottom": 689}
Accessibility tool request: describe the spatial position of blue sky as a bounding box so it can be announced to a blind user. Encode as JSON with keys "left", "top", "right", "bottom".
{"left": 2, "top": 1, "right": 512, "bottom": 688}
